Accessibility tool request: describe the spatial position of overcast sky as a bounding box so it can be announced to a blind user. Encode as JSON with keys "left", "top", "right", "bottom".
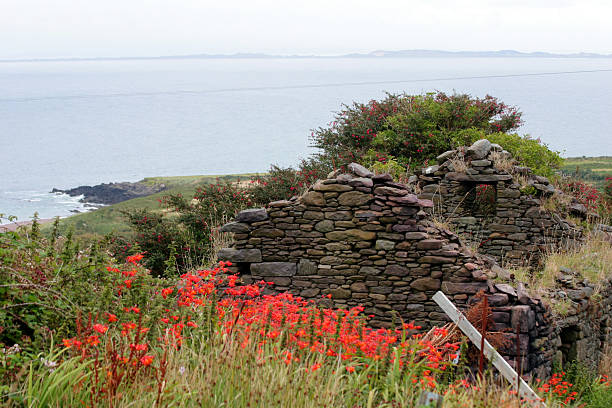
{"left": 2, "top": 0, "right": 611, "bottom": 59}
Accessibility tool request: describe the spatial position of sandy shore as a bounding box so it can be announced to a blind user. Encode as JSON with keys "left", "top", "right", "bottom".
{"left": 0, "top": 218, "right": 54, "bottom": 232}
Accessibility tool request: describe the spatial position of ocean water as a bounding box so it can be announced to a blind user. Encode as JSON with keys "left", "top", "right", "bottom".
{"left": 1, "top": 57, "right": 611, "bottom": 223}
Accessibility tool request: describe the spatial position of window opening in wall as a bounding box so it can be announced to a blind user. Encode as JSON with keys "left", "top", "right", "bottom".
{"left": 461, "top": 182, "right": 497, "bottom": 217}
{"left": 560, "top": 325, "right": 580, "bottom": 367}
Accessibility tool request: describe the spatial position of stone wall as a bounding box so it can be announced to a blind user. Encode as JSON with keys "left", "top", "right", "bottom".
{"left": 217, "top": 157, "right": 611, "bottom": 379}
{"left": 414, "top": 139, "right": 583, "bottom": 267}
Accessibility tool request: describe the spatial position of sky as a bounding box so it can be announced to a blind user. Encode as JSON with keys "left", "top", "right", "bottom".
{"left": 1, "top": 0, "right": 611, "bottom": 59}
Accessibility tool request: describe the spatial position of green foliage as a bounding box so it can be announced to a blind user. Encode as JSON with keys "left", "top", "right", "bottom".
{"left": 249, "top": 161, "right": 329, "bottom": 204}
{"left": 310, "top": 91, "right": 522, "bottom": 171}
{"left": 120, "top": 180, "right": 252, "bottom": 275}
{"left": 0, "top": 221, "right": 164, "bottom": 352}
{"left": 466, "top": 131, "right": 563, "bottom": 177}
{"left": 362, "top": 150, "right": 408, "bottom": 180}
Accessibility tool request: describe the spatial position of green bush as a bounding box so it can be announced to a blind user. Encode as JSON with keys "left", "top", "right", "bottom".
{"left": 250, "top": 160, "right": 329, "bottom": 204}
{"left": 120, "top": 180, "right": 252, "bottom": 276}
{"left": 310, "top": 92, "right": 522, "bottom": 171}
{"left": 0, "top": 217, "right": 164, "bottom": 350}
{"left": 465, "top": 131, "right": 563, "bottom": 177}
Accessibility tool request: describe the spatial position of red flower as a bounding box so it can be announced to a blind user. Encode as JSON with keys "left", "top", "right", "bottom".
{"left": 92, "top": 324, "right": 108, "bottom": 334}
{"left": 140, "top": 355, "right": 154, "bottom": 366}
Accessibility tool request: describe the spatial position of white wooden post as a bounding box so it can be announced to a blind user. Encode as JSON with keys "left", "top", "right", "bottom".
{"left": 432, "top": 291, "right": 545, "bottom": 406}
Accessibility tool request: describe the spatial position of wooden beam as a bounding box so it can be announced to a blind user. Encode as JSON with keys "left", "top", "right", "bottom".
{"left": 432, "top": 291, "right": 545, "bottom": 406}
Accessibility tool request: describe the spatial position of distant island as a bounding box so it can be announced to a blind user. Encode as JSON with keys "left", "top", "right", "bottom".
{"left": 3, "top": 49, "right": 612, "bottom": 63}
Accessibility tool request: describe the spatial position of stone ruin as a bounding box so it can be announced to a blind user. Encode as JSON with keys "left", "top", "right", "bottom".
{"left": 217, "top": 140, "right": 612, "bottom": 379}
{"left": 414, "top": 139, "right": 583, "bottom": 267}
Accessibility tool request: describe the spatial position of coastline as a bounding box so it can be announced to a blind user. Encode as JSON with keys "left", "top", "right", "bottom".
{"left": 0, "top": 218, "right": 54, "bottom": 232}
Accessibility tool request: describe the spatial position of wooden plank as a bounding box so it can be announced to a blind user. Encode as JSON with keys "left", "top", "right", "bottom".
{"left": 432, "top": 291, "right": 545, "bottom": 406}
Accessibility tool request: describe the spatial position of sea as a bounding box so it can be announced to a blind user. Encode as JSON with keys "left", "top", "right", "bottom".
{"left": 1, "top": 57, "right": 611, "bottom": 223}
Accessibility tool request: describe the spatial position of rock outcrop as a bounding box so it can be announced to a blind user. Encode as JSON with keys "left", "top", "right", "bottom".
{"left": 52, "top": 181, "right": 166, "bottom": 205}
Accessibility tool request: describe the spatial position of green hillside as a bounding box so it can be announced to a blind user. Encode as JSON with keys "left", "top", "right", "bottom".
{"left": 44, "top": 173, "right": 255, "bottom": 237}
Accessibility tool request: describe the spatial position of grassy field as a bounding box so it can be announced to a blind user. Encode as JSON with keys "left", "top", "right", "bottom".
{"left": 562, "top": 156, "right": 612, "bottom": 190}
{"left": 44, "top": 173, "right": 256, "bottom": 237}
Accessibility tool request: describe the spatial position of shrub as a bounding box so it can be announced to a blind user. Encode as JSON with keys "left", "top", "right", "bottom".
{"left": 120, "top": 180, "right": 252, "bottom": 276}
{"left": 310, "top": 92, "right": 522, "bottom": 171}
{"left": 465, "top": 131, "right": 563, "bottom": 177}
{"left": 249, "top": 164, "right": 323, "bottom": 204}
{"left": 0, "top": 219, "right": 164, "bottom": 352}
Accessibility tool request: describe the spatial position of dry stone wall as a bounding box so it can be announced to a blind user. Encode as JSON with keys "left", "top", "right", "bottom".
{"left": 217, "top": 151, "right": 611, "bottom": 379}
{"left": 415, "top": 139, "right": 583, "bottom": 267}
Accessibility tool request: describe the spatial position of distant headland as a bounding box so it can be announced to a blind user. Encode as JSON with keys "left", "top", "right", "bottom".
{"left": 2, "top": 49, "right": 612, "bottom": 63}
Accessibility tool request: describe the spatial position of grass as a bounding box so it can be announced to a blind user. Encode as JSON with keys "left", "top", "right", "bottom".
{"left": 503, "top": 232, "right": 612, "bottom": 317}
{"left": 42, "top": 173, "right": 256, "bottom": 238}
{"left": 561, "top": 157, "right": 612, "bottom": 190}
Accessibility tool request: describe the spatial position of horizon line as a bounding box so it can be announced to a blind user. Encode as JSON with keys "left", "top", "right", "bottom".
{"left": 2, "top": 48, "right": 612, "bottom": 63}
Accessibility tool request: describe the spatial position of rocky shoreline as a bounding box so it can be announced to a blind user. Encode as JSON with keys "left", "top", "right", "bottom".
{"left": 51, "top": 181, "right": 167, "bottom": 206}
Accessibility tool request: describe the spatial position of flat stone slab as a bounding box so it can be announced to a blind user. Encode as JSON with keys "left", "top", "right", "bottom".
{"left": 236, "top": 208, "right": 268, "bottom": 222}
{"left": 251, "top": 262, "right": 297, "bottom": 277}
{"left": 220, "top": 222, "right": 250, "bottom": 233}
{"left": 445, "top": 172, "right": 512, "bottom": 182}
{"left": 217, "top": 248, "right": 262, "bottom": 263}
{"left": 348, "top": 162, "right": 374, "bottom": 178}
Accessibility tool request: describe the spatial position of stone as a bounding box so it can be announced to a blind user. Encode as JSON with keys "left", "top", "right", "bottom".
{"left": 374, "top": 186, "right": 408, "bottom": 196}
{"left": 441, "top": 282, "right": 488, "bottom": 294}
{"left": 348, "top": 177, "right": 373, "bottom": 188}
{"left": 388, "top": 194, "right": 419, "bottom": 204}
{"left": 419, "top": 256, "right": 454, "bottom": 264}
{"left": 350, "top": 282, "right": 367, "bottom": 292}
{"left": 314, "top": 220, "right": 334, "bottom": 233}
{"left": 516, "top": 282, "right": 530, "bottom": 304}
{"left": 405, "top": 232, "right": 429, "bottom": 240}
{"left": 313, "top": 180, "right": 353, "bottom": 192}
{"left": 300, "top": 288, "right": 320, "bottom": 297}
{"left": 324, "top": 211, "right": 352, "bottom": 220}
{"left": 251, "top": 228, "right": 284, "bottom": 238}
{"left": 251, "top": 262, "right": 297, "bottom": 277}
{"left": 467, "top": 139, "right": 492, "bottom": 159}
{"left": 385, "top": 265, "right": 410, "bottom": 276}
{"left": 301, "top": 191, "right": 326, "bottom": 206}
{"left": 338, "top": 191, "right": 373, "bottom": 206}
{"left": 217, "top": 248, "right": 262, "bottom": 263}
{"left": 269, "top": 200, "right": 292, "bottom": 207}
{"left": 511, "top": 305, "right": 535, "bottom": 332}
{"left": 348, "top": 162, "right": 374, "bottom": 178}
{"left": 298, "top": 259, "right": 318, "bottom": 276}
{"left": 569, "top": 203, "right": 587, "bottom": 216}
{"left": 488, "top": 293, "right": 509, "bottom": 306}
{"left": 437, "top": 150, "right": 457, "bottom": 161}
{"left": 411, "top": 277, "right": 441, "bottom": 291}
{"left": 417, "top": 199, "right": 434, "bottom": 208}
{"left": 303, "top": 210, "right": 324, "bottom": 220}
{"left": 424, "top": 165, "right": 440, "bottom": 175}
{"left": 445, "top": 172, "right": 512, "bottom": 182}
{"left": 492, "top": 264, "right": 511, "bottom": 280}
{"left": 489, "top": 224, "right": 521, "bottom": 233}
{"left": 375, "top": 240, "right": 395, "bottom": 250}
{"left": 456, "top": 216, "right": 477, "bottom": 225}
{"left": 325, "top": 229, "right": 376, "bottom": 241}
{"left": 372, "top": 173, "right": 393, "bottom": 182}
{"left": 416, "top": 239, "right": 444, "bottom": 250}
{"left": 329, "top": 288, "right": 351, "bottom": 299}
{"left": 236, "top": 208, "right": 268, "bottom": 222}
{"left": 220, "top": 222, "right": 250, "bottom": 233}
{"left": 360, "top": 266, "right": 381, "bottom": 275}
{"left": 495, "top": 283, "right": 517, "bottom": 297}
{"left": 471, "top": 159, "right": 492, "bottom": 167}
